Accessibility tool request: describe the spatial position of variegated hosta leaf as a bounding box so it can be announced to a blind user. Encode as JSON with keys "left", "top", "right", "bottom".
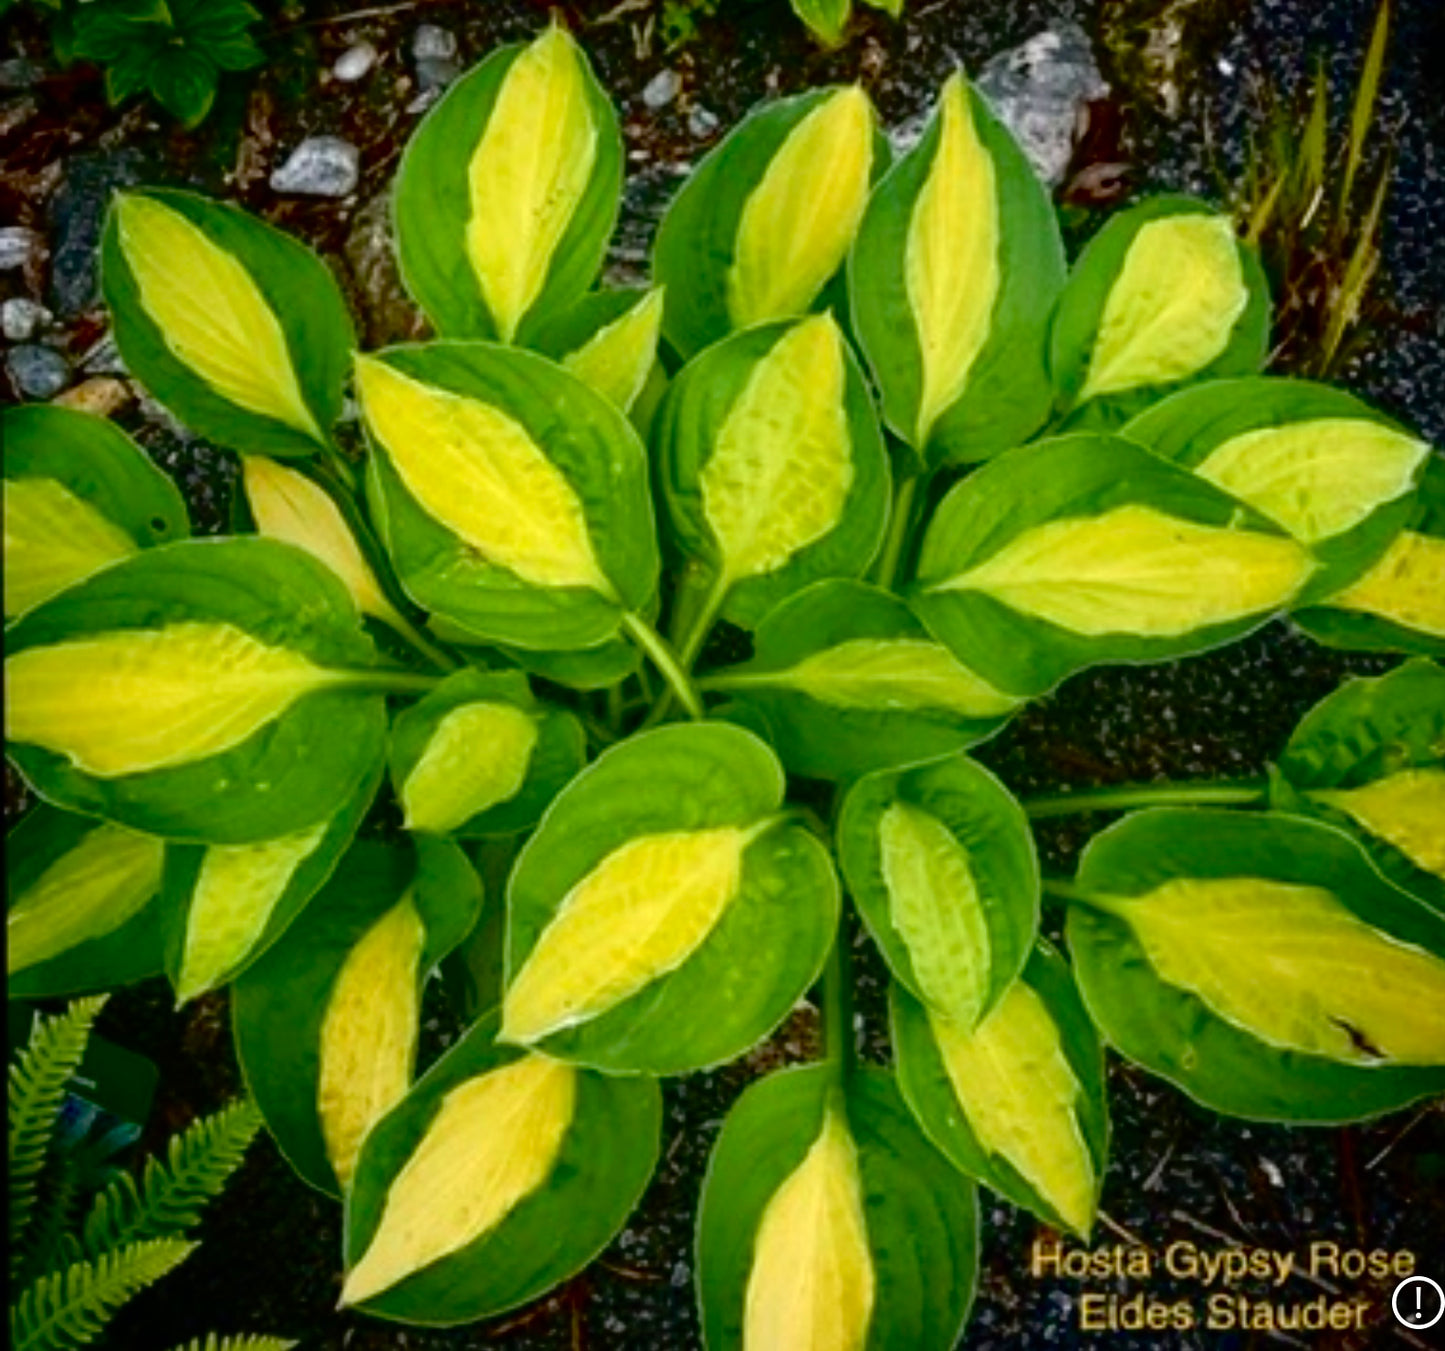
{"left": 504, "top": 723, "right": 837, "bottom": 1074}
{"left": 466, "top": 26, "right": 599, "bottom": 342}
{"left": 697, "top": 1065, "right": 978, "bottom": 1351}
{"left": 3, "top": 405, "right": 188, "bottom": 620}
{"left": 745, "top": 1107, "right": 875, "bottom": 1351}
{"left": 4, "top": 478, "right": 139, "bottom": 618}
{"left": 1123, "top": 378, "right": 1434, "bottom": 606}
{"left": 174, "top": 824, "right": 329, "bottom": 1005}
{"left": 704, "top": 314, "right": 854, "bottom": 584}
{"left": 1049, "top": 198, "right": 1267, "bottom": 422}
{"left": 343, "top": 1054, "right": 576, "bottom": 1304}
{"left": 1080, "top": 214, "right": 1246, "bottom": 402}
{"left": 659, "top": 318, "right": 888, "bottom": 631}
{"left": 1099, "top": 875, "right": 1445, "bottom": 1064}
{"left": 1068, "top": 809, "right": 1445, "bottom": 1122}
{"left": 1192, "top": 419, "right": 1427, "bottom": 545}
{"left": 394, "top": 25, "right": 621, "bottom": 340}
{"left": 401, "top": 702, "right": 539, "bottom": 835}
{"left": 877, "top": 802, "right": 991, "bottom": 1026}
{"left": 1327, "top": 531, "right": 1445, "bottom": 638}
{"left": 342, "top": 1015, "right": 660, "bottom": 1323}
{"left": 838, "top": 756, "right": 1038, "bottom": 1032}
{"left": 726, "top": 86, "right": 875, "bottom": 330}
{"left": 891, "top": 943, "right": 1107, "bottom": 1238}
{"left": 561, "top": 287, "right": 665, "bottom": 414}
{"left": 928, "top": 502, "right": 1313, "bottom": 637}
{"left": 1309, "top": 770, "right": 1445, "bottom": 881}
{"left": 356, "top": 355, "right": 612, "bottom": 595}
{"left": 5, "top": 538, "right": 387, "bottom": 846}
{"left": 911, "top": 436, "right": 1318, "bottom": 697}
{"left": 848, "top": 70, "right": 1064, "bottom": 464}
{"left": 931, "top": 985, "right": 1095, "bottom": 1236}
{"left": 242, "top": 456, "right": 401, "bottom": 625}
{"left": 701, "top": 580, "right": 1019, "bottom": 781}
{"left": 1273, "top": 661, "right": 1445, "bottom": 910}
{"left": 8, "top": 822, "right": 164, "bottom": 976}
{"left": 501, "top": 822, "right": 768, "bottom": 1045}
{"left": 114, "top": 193, "right": 321, "bottom": 438}
{"left": 103, "top": 191, "right": 354, "bottom": 457}
{"left": 6, "top": 621, "right": 360, "bottom": 777}
{"left": 317, "top": 895, "right": 427, "bottom": 1190}
{"left": 232, "top": 839, "right": 483, "bottom": 1197}
{"left": 905, "top": 72, "right": 999, "bottom": 448}
{"left": 758, "top": 638, "right": 1021, "bottom": 716}
{"left": 654, "top": 87, "right": 883, "bottom": 360}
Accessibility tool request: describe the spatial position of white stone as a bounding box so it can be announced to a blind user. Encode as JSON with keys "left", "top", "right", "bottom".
{"left": 270, "top": 136, "right": 361, "bottom": 198}
{"left": 0, "top": 225, "right": 39, "bottom": 271}
{"left": 2, "top": 296, "right": 48, "bottom": 342}
{"left": 642, "top": 69, "right": 681, "bottom": 111}
{"left": 413, "top": 25, "right": 457, "bottom": 61}
{"left": 333, "top": 42, "right": 377, "bottom": 83}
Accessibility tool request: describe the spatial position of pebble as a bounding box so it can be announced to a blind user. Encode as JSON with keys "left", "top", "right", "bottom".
{"left": 687, "top": 104, "right": 720, "bottom": 138}
{"left": 48, "top": 150, "right": 146, "bottom": 318}
{"left": 974, "top": 22, "right": 1109, "bottom": 187}
{"left": 53, "top": 376, "right": 132, "bottom": 417}
{"left": 0, "top": 226, "right": 40, "bottom": 271}
{"left": 2, "top": 297, "right": 49, "bottom": 342}
{"left": 270, "top": 136, "right": 360, "bottom": 197}
{"left": 332, "top": 42, "right": 377, "bottom": 83}
{"left": 413, "top": 25, "right": 457, "bottom": 61}
{"left": 642, "top": 69, "right": 681, "bottom": 111}
{"left": 415, "top": 56, "right": 459, "bottom": 93}
{"left": 7, "top": 344, "right": 71, "bottom": 400}
{"left": 0, "top": 57, "right": 41, "bottom": 91}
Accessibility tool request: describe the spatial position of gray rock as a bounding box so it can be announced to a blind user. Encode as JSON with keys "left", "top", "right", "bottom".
{"left": 606, "top": 162, "right": 688, "bottom": 288}
{"left": 642, "top": 69, "right": 681, "bottom": 111}
{"left": 412, "top": 25, "right": 457, "bottom": 60}
{"left": 343, "top": 189, "right": 423, "bottom": 347}
{"left": 0, "top": 225, "right": 40, "bottom": 271}
{"left": 332, "top": 42, "right": 378, "bottom": 83}
{"left": 79, "top": 330, "right": 127, "bottom": 376}
{"left": 415, "top": 56, "right": 460, "bottom": 93}
{"left": 270, "top": 137, "right": 360, "bottom": 197}
{"left": 974, "top": 22, "right": 1108, "bottom": 187}
{"left": 7, "top": 344, "right": 70, "bottom": 400}
{"left": 48, "top": 150, "right": 147, "bottom": 318}
{"left": 0, "top": 57, "right": 42, "bottom": 92}
{"left": 688, "top": 105, "right": 720, "bottom": 139}
{"left": 2, "top": 297, "right": 49, "bottom": 342}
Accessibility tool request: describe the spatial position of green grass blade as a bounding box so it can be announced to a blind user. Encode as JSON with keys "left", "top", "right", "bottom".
{"left": 1341, "top": 0, "right": 1390, "bottom": 217}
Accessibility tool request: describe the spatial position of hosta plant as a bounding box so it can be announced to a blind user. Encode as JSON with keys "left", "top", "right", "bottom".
{"left": 5, "top": 21, "right": 1445, "bottom": 1346}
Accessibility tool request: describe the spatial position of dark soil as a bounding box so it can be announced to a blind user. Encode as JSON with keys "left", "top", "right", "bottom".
{"left": 5, "top": 0, "right": 1444, "bottom": 1348}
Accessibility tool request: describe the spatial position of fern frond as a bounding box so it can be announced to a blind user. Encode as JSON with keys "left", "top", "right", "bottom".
{"left": 9, "top": 1237, "right": 196, "bottom": 1351}
{"left": 18, "top": 1150, "right": 84, "bottom": 1289}
{"left": 81, "top": 1098, "right": 263, "bottom": 1257}
{"left": 161, "top": 1335, "right": 298, "bottom": 1351}
{"left": 9, "top": 997, "right": 108, "bottom": 1278}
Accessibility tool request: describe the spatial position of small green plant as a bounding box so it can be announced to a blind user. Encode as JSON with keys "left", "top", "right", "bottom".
{"left": 4, "top": 19, "right": 1443, "bottom": 1346}
{"left": 6, "top": 0, "right": 264, "bottom": 127}
{"left": 1233, "top": 0, "right": 1394, "bottom": 376}
{"left": 7, "top": 998, "right": 286, "bottom": 1351}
